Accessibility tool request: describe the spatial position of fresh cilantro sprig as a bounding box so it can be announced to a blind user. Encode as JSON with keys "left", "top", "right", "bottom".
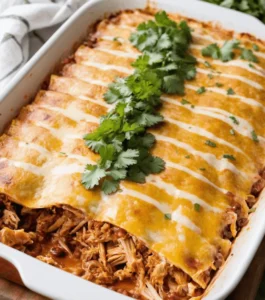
{"left": 130, "top": 11, "right": 197, "bottom": 95}
{"left": 201, "top": 40, "right": 258, "bottom": 63}
{"left": 82, "top": 11, "right": 196, "bottom": 194}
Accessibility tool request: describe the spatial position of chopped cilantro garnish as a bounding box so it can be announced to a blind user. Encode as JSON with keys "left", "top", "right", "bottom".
{"left": 252, "top": 44, "right": 259, "bottom": 51}
{"left": 230, "top": 129, "right": 235, "bottom": 135}
{"left": 201, "top": 40, "right": 240, "bottom": 62}
{"left": 204, "top": 61, "right": 212, "bottom": 68}
{"left": 197, "top": 87, "right": 206, "bottom": 94}
{"left": 164, "top": 213, "right": 172, "bottom": 220}
{"left": 249, "top": 63, "right": 255, "bottom": 69}
{"left": 59, "top": 152, "right": 67, "bottom": 156}
{"left": 215, "top": 82, "right": 223, "bottom": 87}
{"left": 229, "top": 116, "right": 239, "bottom": 125}
{"left": 205, "top": 140, "right": 217, "bottom": 147}
{"left": 208, "top": 73, "right": 214, "bottom": 79}
{"left": 199, "top": 167, "right": 206, "bottom": 171}
{"left": 82, "top": 11, "right": 196, "bottom": 194}
{"left": 194, "top": 203, "right": 201, "bottom": 212}
{"left": 240, "top": 48, "right": 258, "bottom": 63}
{"left": 227, "top": 88, "right": 235, "bottom": 95}
{"left": 191, "top": 104, "right": 195, "bottom": 108}
{"left": 202, "top": 40, "right": 258, "bottom": 63}
{"left": 223, "top": 154, "right": 236, "bottom": 161}
{"left": 251, "top": 130, "right": 259, "bottom": 142}
{"left": 181, "top": 98, "right": 190, "bottom": 105}
{"left": 185, "top": 155, "right": 191, "bottom": 159}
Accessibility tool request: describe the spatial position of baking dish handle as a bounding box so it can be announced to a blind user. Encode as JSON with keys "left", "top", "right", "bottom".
{"left": 0, "top": 243, "right": 129, "bottom": 300}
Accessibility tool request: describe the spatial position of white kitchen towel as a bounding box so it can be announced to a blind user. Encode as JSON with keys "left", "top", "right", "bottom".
{"left": 0, "top": 0, "right": 86, "bottom": 95}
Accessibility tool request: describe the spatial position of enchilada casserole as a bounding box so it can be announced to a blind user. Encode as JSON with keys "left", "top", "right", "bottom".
{"left": 1, "top": 9, "right": 265, "bottom": 300}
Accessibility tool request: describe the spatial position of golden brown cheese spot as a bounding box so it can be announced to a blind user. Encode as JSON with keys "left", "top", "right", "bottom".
{"left": 0, "top": 135, "right": 47, "bottom": 167}
{"left": 63, "top": 63, "right": 125, "bottom": 84}
{"left": 49, "top": 75, "right": 107, "bottom": 100}
{"left": 7, "top": 120, "right": 62, "bottom": 152}
{"left": 75, "top": 46, "right": 134, "bottom": 69}
{"left": 161, "top": 100, "right": 265, "bottom": 166}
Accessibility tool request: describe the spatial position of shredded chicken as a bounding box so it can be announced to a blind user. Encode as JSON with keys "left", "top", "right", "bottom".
{"left": 0, "top": 227, "right": 35, "bottom": 251}
{"left": 0, "top": 190, "right": 256, "bottom": 299}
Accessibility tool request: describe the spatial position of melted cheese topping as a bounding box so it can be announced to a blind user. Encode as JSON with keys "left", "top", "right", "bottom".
{"left": 0, "top": 10, "right": 265, "bottom": 289}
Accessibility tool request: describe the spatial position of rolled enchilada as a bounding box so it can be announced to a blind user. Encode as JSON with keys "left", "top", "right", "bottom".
{"left": 0, "top": 9, "right": 265, "bottom": 299}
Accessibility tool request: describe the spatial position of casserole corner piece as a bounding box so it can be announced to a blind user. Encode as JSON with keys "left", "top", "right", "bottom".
{"left": 1, "top": 2, "right": 265, "bottom": 300}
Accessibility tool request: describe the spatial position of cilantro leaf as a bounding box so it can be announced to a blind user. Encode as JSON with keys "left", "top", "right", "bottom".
{"left": 181, "top": 98, "right": 191, "bottom": 105}
{"left": 253, "top": 44, "right": 259, "bottom": 51}
{"left": 135, "top": 113, "right": 164, "bottom": 126}
{"left": 197, "top": 87, "right": 206, "bottom": 94}
{"left": 205, "top": 140, "right": 217, "bottom": 147}
{"left": 140, "top": 155, "right": 166, "bottom": 174}
{"left": 114, "top": 149, "right": 139, "bottom": 169}
{"left": 82, "top": 165, "right": 106, "bottom": 189}
{"left": 251, "top": 130, "right": 259, "bottom": 142}
{"left": 227, "top": 88, "right": 235, "bottom": 95}
{"left": 127, "top": 165, "right": 146, "bottom": 183}
{"left": 194, "top": 203, "right": 201, "bottom": 212}
{"left": 240, "top": 48, "right": 258, "bottom": 62}
{"left": 202, "top": 43, "right": 221, "bottom": 59}
{"left": 220, "top": 40, "right": 240, "bottom": 61}
{"left": 84, "top": 140, "right": 106, "bottom": 153}
{"left": 229, "top": 115, "right": 239, "bottom": 125}
{"left": 106, "top": 169, "right": 127, "bottom": 180}
{"left": 163, "top": 75, "right": 184, "bottom": 94}
{"left": 223, "top": 154, "right": 236, "bottom": 161}
{"left": 164, "top": 213, "right": 171, "bottom": 220}
{"left": 101, "top": 179, "right": 119, "bottom": 195}
{"left": 128, "top": 133, "right": 156, "bottom": 149}
{"left": 201, "top": 40, "right": 240, "bottom": 62}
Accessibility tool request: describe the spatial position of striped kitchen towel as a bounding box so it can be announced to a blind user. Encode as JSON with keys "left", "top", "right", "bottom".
{"left": 0, "top": 0, "right": 86, "bottom": 96}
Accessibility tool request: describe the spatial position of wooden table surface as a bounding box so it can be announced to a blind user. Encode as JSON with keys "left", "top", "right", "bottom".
{"left": 1, "top": 238, "right": 265, "bottom": 300}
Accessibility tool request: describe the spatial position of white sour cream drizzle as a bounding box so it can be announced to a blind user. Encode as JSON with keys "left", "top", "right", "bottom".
{"left": 101, "top": 32, "right": 265, "bottom": 75}
{"left": 0, "top": 157, "right": 44, "bottom": 176}
{"left": 93, "top": 46, "right": 264, "bottom": 90}
{"left": 77, "top": 94, "right": 111, "bottom": 108}
{"left": 97, "top": 48, "right": 139, "bottom": 59}
{"left": 0, "top": 155, "right": 91, "bottom": 178}
{"left": 119, "top": 186, "right": 171, "bottom": 214}
{"left": 63, "top": 59, "right": 265, "bottom": 140}
{"left": 154, "top": 133, "right": 244, "bottom": 176}
{"left": 51, "top": 164, "right": 84, "bottom": 176}
{"left": 165, "top": 160, "right": 228, "bottom": 194}
{"left": 197, "top": 67, "right": 263, "bottom": 90}
{"left": 38, "top": 104, "right": 100, "bottom": 124}
{"left": 162, "top": 92, "right": 265, "bottom": 143}
{"left": 35, "top": 121, "right": 82, "bottom": 141}
{"left": 18, "top": 141, "right": 95, "bottom": 166}
{"left": 80, "top": 61, "right": 132, "bottom": 74}
{"left": 18, "top": 138, "right": 228, "bottom": 195}
{"left": 79, "top": 45, "right": 265, "bottom": 111}
{"left": 196, "top": 57, "right": 265, "bottom": 78}
{"left": 164, "top": 116, "right": 246, "bottom": 156}
{"left": 18, "top": 141, "right": 50, "bottom": 156}
{"left": 189, "top": 84, "right": 265, "bottom": 110}
{"left": 146, "top": 175, "right": 222, "bottom": 212}
{"left": 172, "top": 206, "right": 201, "bottom": 234}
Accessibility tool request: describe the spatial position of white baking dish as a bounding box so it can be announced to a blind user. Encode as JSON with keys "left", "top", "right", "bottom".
{"left": 0, "top": 0, "right": 265, "bottom": 299}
